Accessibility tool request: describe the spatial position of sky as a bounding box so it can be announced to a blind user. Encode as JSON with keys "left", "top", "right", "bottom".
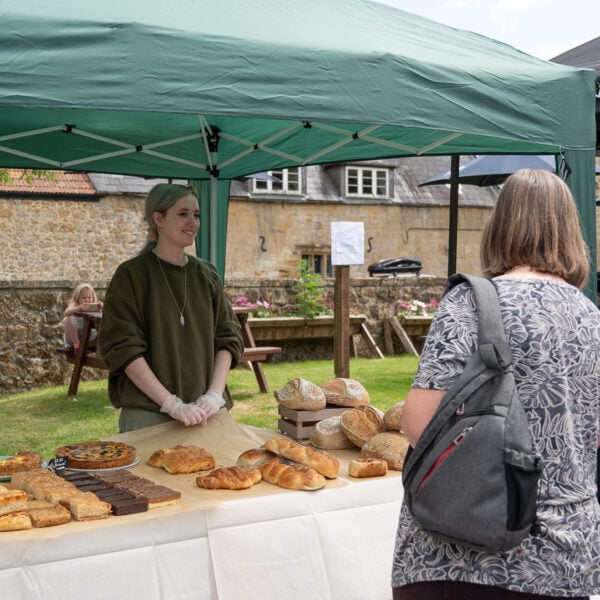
{"left": 378, "top": 0, "right": 599, "bottom": 61}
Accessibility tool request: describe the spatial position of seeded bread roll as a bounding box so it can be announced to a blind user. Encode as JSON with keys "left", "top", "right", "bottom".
{"left": 236, "top": 448, "right": 277, "bottom": 471}
{"left": 348, "top": 458, "right": 388, "bottom": 478}
{"left": 260, "top": 457, "right": 326, "bottom": 491}
{"left": 383, "top": 402, "right": 404, "bottom": 432}
{"left": 340, "top": 405, "right": 384, "bottom": 448}
{"left": 320, "top": 378, "right": 370, "bottom": 407}
{"left": 148, "top": 445, "right": 215, "bottom": 474}
{"left": 262, "top": 437, "right": 339, "bottom": 478}
{"left": 361, "top": 432, "right": 410, "bottom": 471}
{"left": 274, "top": 378, "right": 326, "bottom": 410}
{"left": 309, "top": 416, "right": 355, "bottom": 450}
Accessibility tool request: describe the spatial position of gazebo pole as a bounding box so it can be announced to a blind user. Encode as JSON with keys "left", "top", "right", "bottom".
{"left": 447, "top": 154, "right": 460, "bottom": 278}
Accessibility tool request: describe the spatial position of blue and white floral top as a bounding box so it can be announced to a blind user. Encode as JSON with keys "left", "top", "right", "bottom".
{"left": 392, "top": 278, "right": 600, "bottom": 597}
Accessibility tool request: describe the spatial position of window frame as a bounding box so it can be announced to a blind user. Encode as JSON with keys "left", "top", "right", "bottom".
{"left": 251, "top": 167, "right": 302, "bottom": 195}
{"left": 345, "top": 165, "right": 390, "bottom": 199}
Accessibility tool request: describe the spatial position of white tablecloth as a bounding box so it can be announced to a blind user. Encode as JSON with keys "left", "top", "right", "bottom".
{"left": 0, "top": 412, "right": 404, "bottom": 600}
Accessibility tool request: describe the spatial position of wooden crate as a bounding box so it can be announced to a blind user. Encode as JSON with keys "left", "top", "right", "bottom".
{"left": 277, "top": 404, "right": 349, "bottom": 442}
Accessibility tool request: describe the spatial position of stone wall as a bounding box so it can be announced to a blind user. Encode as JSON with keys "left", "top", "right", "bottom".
{"left": 0, "top": 276, "right": 446, "bottom": 395}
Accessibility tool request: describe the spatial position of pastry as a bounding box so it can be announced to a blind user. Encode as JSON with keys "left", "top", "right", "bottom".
{"left": 348, "top": 458, "right": 388, "bottom": 478}
{"left": 260, "top": 457, "right": 326, "bottom": 491}
{"left": 0, "top": 451, "right": 42, "bottom": 476}
{"left": 113, "top": 479, "right": 181, "bottom": 508}
{"left": 0, "top": 486, "right": 28, "bottom": 516}
{"left": 320, "top": 378, "right": 370, "bottom": 407}
{"left": 236, "top": 448, "right": 277, "bottom": 471}
{"left": 148, "top": 445, "right": 215, "bottom": 474}
{"left": 274, "top": 378, "right": 326, "bottom": 410}
{"left": 383, "top": 402, "right": 404, "bottom": 432}
{"left": 68, "top": 492, "right": 112, "bottom": 521}
{"left": 361, "top": 432, "right": 410, "bottom": 471}
{"left": 27, "top": 503, "right": 71, "bottom": 527}
{"left": 340, "top": 405, "right": 384, "bottom": 448}
{"left": 262, "top": 437, "right": 339, "bottom": 478}
{"left": 196, "top": 467, "right": 262, "bottom": 490}
{"left": 0, "top": 511, "right": 32, "bottom": 532}
{"left": 54, "top": 441, "right": 137, "bottom": 470}
{"left": 309, "top": 416, "right": 355, "bottom": 450}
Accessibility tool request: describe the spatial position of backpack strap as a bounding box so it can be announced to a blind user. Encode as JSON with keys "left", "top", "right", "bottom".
{"left": 446, "top": 273, "right": 512, "bottom": 371}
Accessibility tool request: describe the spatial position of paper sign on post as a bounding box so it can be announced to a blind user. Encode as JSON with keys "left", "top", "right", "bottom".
{"left": 331, "top": 222, "right": 364, "bottom": 265}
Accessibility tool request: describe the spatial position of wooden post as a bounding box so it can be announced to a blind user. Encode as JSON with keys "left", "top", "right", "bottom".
{"left": 333, "top": 265, "right": 350, "bottom": 378}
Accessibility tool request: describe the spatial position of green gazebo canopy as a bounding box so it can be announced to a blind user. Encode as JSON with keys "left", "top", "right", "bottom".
{"left": 0, "top": 0, "right": 596, "bottom": 294}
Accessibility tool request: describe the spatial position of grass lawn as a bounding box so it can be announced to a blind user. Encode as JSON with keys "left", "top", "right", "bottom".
{"left": 0, "top": 356, "right": 418, "bottom": 457}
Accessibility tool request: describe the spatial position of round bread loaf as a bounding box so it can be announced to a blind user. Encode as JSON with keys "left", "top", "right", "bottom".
{"left": 348, "top": 458, "right": 388, "bottom": 478}
{"left": 383, "top": 402, "right": 404, "bottom": 432}
{"left": 274, "top": 377, "right": 326, "bottom": 410}
{"left": 309, "top": 416, "right": 355, "bottom": 450}
{"left": 320, "top": 378, "right": 370, "bottom": 407}
{"left": 361, "top": 432, "right": 410, "bottom": 471}
{"left": 340, "top": 405, "right": 384, "bottom": 448}
{"left": 236, "top": 448, "right": 276, "bottom": 471}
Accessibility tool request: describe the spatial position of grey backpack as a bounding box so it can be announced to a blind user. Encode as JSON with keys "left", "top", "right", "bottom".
{"left": 402, "top": 274, "right": 542, "bottom": 551}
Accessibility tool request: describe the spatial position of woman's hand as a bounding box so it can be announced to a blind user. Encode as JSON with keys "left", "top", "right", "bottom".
{"left": 195, "top": 389, "right": 225, "bottom": 421}
{"left": 160, "top": 394, "right": 204, "bottom": 426}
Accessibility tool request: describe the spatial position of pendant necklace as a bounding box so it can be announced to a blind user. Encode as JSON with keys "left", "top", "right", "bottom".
{"left": 155, "top": 253, "right": 187, "bottom": 326}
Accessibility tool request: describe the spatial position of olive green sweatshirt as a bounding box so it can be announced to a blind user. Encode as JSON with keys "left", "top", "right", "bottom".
{"left": 99, "top": 252, "right": 243, "bottom": 412}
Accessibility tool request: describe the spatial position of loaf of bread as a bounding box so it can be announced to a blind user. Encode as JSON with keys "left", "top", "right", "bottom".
{"left": 361, "top": 432, "right": 410, "bottom": 471}
{"left": 274, "top": 378, "right": 326, "bottom": 410}
{"left": 262, "top": 437, "right": 339, "bottom": 478}
{"left": 309, "top": 416, "right": 355, "bottom": 450}
{"left": 0, "top": 510, "right": 32, "bottom": 532}
{"left": 148, "top": 445, "right": 215, "bottom": 474}
{"left": 383, "top": 402, "right": 404, "bottom": 432}
{"left": 236, "top": 448, "right": 276, "bottom": 471}
{"left": 348, "top": 458, "right": 388, "bottom": 478}
{"left": 260, "top": 458, "right": 326, "bottom": 491}
{"left": 340, "top": 405, "right": 384, "bottom": 448}
{"left": 196, "top": 467, "right": 262, "bottom": 490}
{"left": 320, "top": 378, "right": 370, "bottom": 407}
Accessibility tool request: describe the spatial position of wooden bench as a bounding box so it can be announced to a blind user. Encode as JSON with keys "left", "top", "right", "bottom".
{"left": 55, "top": 346, "right": 107, "bottom": 395}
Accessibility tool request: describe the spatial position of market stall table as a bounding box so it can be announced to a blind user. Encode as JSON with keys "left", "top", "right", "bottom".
{"left": 0, "top": 412, "right": 404, "bottom": 600}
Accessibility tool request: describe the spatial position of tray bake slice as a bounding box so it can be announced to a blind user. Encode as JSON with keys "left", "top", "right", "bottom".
{"left": 54, "top": 441, "right": 137, "bottom": 470}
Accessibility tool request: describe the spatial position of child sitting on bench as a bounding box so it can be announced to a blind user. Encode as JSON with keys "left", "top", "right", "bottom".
{"left": 62, "top": 283, "right": 103, "bottom": 355}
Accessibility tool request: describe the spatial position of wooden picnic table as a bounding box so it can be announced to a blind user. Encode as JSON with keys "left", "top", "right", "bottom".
{"left": 56, "top": 309, "right": 281, "bottom": 395}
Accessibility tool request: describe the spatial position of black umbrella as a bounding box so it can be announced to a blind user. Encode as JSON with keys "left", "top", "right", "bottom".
{"left": 419, "top": 154, "right": 600, "bottom": 187}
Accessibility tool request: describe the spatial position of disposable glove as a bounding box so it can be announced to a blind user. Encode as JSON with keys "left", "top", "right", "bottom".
{"left": 195, "top": 389, "right": 225, "bottom": 420}
{"left": 160, "top": 394, "right": 204, "bottom": 426}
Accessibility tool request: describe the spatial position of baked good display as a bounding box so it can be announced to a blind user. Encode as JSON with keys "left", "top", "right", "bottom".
{"left": 383, "top": 402, "right": 404, "bottom": 432}
{"left": 0, "top": 451, "right": 42, "bottom": 475}
{"left": 260, "top": 457, "right": 326, "bottom": 491}
{"left": 361, "top": 432, "right": 410, "bottom": 471}
{"left": 196, "top": 467, "right": 262, "bottom": 490}
{"left": 262, "top": 437, "right": 339, "bottom": 478}
{"left": 54, "top": 441, "right": 137, "bottom": 470}
{"left": 340, "top": 405, "right": 384, "bottom": 448}
{"left": 0, "top": 511, "right": 32, "bottom": 532}
{"left": 320, "top": 378, "right": 370, "bottom": 407}
{"left": 274, "top": 377, "right": 326, "bottom": 410}
{"left": 309, "top": 416, "right": 355, "bottom": 450}
{"left": 113, "top": 478, "right": 181, "bottom": 508}
{"left": 147, "top": 445, "right": 215, "bottom": 474}
{"left": 0, "top": 485, "right": 28, "bottom": 516}
{"left": 348, "top": 458, "right": 388, "bottom": 478}
{"left": 236, "top": 448, "right": 277, "bottom": 471}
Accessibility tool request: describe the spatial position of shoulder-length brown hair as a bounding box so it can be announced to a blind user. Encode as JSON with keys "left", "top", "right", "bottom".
{"left": 480, "top": 168, "right": 590, "bottom": 288}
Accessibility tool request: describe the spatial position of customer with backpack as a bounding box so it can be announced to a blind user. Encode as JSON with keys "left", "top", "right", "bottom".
{"left": 392, "top": 169, "right": 600, "bottom": 599}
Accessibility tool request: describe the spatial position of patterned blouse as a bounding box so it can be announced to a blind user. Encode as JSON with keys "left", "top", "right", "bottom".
{"left": 392, "top": 278, "right": 600, "bottom": 597}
